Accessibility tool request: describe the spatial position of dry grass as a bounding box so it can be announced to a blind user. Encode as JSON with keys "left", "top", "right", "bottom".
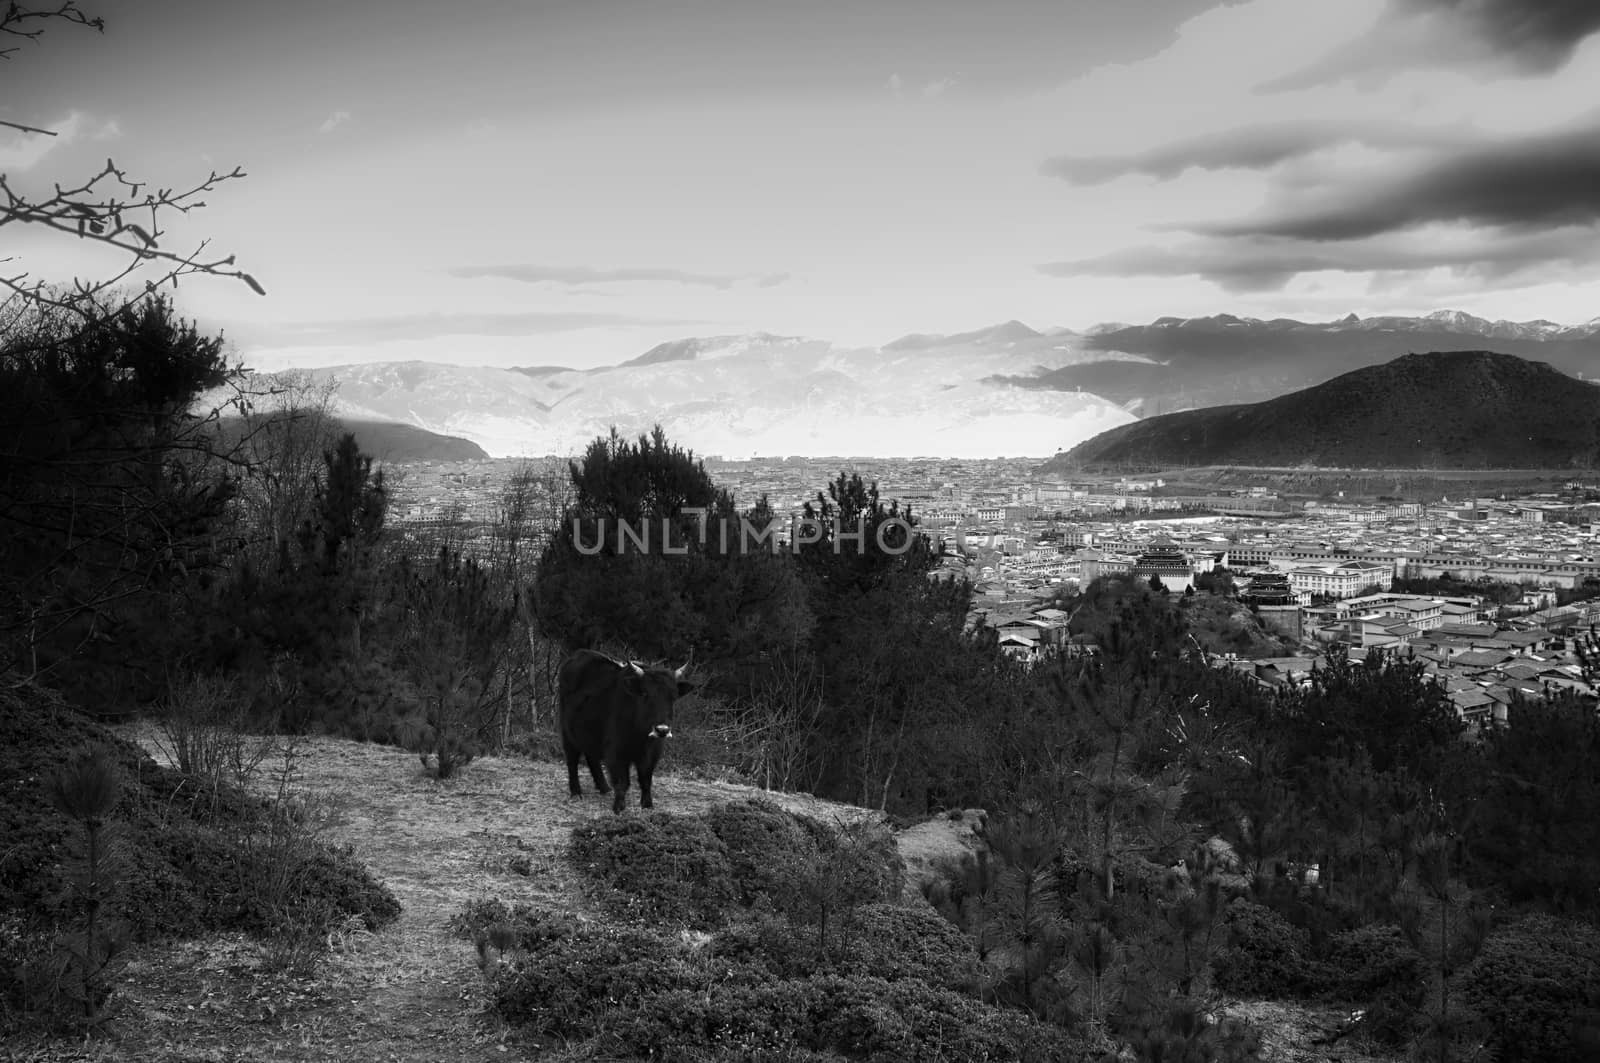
{"left": 1219, "top": 1001, "right": 1401, "bottom": 1063}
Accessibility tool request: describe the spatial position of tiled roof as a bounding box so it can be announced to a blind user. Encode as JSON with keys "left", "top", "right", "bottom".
{"left": 1493, "top": 629, "right": 1552, "bottom": 647}
{"left": 1452, "top": 688, "right": 1496, "bottom": 709}
{"left": 1455, "top": 649, "right": 1514, "bottom": 668}
{"left": 1436, "top": 623, "right": 1499, "bottom": 638}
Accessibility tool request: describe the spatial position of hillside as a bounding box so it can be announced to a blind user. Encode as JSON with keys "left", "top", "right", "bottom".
{"left": 1048, "top": 350, "right": 1600, "bottom": 470}
{"left": 337, "top": 419, "right": 489, "bottom": 462}
{"left": 212, "top": 412, "right": 489, "bottom": 463}
{"left": 2, "top": 714, "right": 1402, "bottom": 1063}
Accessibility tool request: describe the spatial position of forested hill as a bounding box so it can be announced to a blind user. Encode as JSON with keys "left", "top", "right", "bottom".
{"left": 215, "top": 413, "right": 489, "bottom": 463}
{"left": 335, "top": 419, "right": 488, "bottom": 462}
{"left": 1051, "top": 350, "right": 1600, "bottom": 470}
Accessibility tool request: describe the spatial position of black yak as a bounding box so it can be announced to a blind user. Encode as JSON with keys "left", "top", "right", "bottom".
{"left": 557, "top": 649, "right": 691, "bottom": 813}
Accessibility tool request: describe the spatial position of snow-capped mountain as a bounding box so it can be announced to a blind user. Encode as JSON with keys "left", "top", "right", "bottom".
{"left": 1330, "top": 309, "right": 1594, "bottom": 341}
{"left": 307, "top": 330, "right": 1136, "bottom": 459}
{"left": 259, "top": 309, "right": 1598, "bottom": 460}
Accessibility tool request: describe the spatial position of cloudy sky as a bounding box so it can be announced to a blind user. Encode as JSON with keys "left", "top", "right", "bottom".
{"left": 4, "top": 0, "right": 1598, "bottom": 370}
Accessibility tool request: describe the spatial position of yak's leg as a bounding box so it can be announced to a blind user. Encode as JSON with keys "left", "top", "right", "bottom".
{"left": 586, "top": 753, "right": 611, "bottom": 794}
{"left": 607, "top": 758, "right": 631, "bottom": 814}
{"left": 563, "top": 739, "right": 583, "bottom": 797}
{"left": 638, "top": 760, "right": 656, "bottom": 810}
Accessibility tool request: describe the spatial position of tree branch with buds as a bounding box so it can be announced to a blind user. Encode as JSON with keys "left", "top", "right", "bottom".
{"left": 0, "top": 3, "right": 264, "bottom": 324}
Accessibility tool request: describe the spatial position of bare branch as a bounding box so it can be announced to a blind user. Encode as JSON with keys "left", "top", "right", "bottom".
{"left": 1, "top": 2, "right": 104, "bottom": 56}
{"left": 0, "top": 117, "right": 58, "bottom": 136}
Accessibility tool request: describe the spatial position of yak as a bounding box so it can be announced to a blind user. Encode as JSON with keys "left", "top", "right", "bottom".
{"left": 557, "top": 649, "right": 692, "bottom": 813}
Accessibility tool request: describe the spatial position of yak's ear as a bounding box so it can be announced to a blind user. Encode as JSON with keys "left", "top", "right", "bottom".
{"left": 676, "top": 680, "right": 694, "bottom": 698}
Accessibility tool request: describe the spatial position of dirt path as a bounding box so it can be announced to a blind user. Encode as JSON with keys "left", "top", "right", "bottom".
{"left": 36, "top": 730, "right": 880, "bottom": 1063}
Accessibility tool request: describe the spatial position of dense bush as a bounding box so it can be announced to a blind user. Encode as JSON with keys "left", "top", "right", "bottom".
{"left": 449, "top": 898, "right": 574, "bottom": 951}
{"left": 567, "top": 813, "right": 740, "bottom": 928}
{"left": 710, "top": 912, "right": 812, "bottom": 976}
{"left": 707, "top": 797, "right": 820, "bottom": 909}
{"left": 0, "top": 686, "right": 399, "bottom": 945}
{"left": 605, "top": 979, "right": 817, "bottom": 1058}
{"left": 1456, "top": 915, "right": 1600, "bottom": 1063}
{"left": 0, "top": 682, "right": 400, "bottom": 1033}
{"left": 713, "top": 900, "right": 980, "bottom": 988}
{"left": 499, "top": 802, "right": 1089, "bottom": 1061}
{"left": 835, "top": 902, "right": 981, "bottom": 988}
{"left": 491, "top": 921, "right": 737, "bottom": 1037}
{"left": 1317, "top": 924, "right": 1425, "bottom": 1045}
{"left": 566, "top": 803, "right": 906, "bottom": 936}
{"left": 1212, "top": 898, "right": 1312, "bottom": 998}
{"left": 603, "top": 971, "right": 1092, "bottom": 1062}
{"left": 159, "top": 821, "right": 398, "bottom": 939}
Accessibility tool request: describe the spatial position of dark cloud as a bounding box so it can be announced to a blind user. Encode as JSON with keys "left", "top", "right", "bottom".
{"left": 1037, "top": 226, "right": 1600, "bottom": 292}
{"left": 1194, "top": 123, "right": 1600, "bottom": 241}
{"left": 251, "top": 311, "right": 697, "bottom": 346}
{"left": 1404, "top": 0, "right": 1600, "bottom": 67}
{"left": 1267, "top": 0, "right": 1600, "bottom": 89}
{"left": 446, "top": 264, "right": 783, "bottom": 290}
{"left": 1040, "top": 120, "right": 1474, "bottom": 184}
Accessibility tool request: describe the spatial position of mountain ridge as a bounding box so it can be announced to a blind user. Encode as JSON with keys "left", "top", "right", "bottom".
{"left": 248, "top": 310, "right": 1598, "bottom": 460}
{"left": 1043, "top": 350, "right": 1600, "bottom": 471}
{"left": 989, "top": 309, "right": 1600, "bottom": 412}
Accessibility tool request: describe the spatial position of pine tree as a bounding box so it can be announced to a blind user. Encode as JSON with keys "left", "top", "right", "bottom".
{"left": 1398, "top": 836, "right": 1491, "bottom": 1063}
{"left": 397, "top": 545, "right": 519, "bottom": 777}
{"left": 41, "top": 746, "right": 130, "bottom": 1027}
{"left": 973, "top": 804, "right": 1073, "bottom": 1022}
{"left": 1051, "top": 598, "right": 1190, "bottom": 901}
{"left": 1, "top": 294, "right": 241, "bottom": 698}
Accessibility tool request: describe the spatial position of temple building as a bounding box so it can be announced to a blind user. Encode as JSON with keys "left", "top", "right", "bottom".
{"left": 1131, "top": 537, "right": 1195, "bottom": 594}
{"left": 1240, "top": 570, "right": 1296, "bottom": 606}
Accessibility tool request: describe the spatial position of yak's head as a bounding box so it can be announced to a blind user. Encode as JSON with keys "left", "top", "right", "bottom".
{"left": 622, "top": 657, "right": 693, "bottom": 740}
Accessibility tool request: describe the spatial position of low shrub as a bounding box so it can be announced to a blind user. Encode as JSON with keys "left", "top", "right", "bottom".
{"left": 494, "top": 799, "right": 1091, "bottom": 1062}
{"left": 1456, "top": 914, "right": 1600, "bottom": 1063}
{"left": 0, "top": 680, "right": 401, "bottom": 1031}
{"left": 607, "top": 980, "right": 814, "bottom": 1058}
{"left": 1212, "top": 898, "right": 1313, "bottom": 999}
{"left": 567, "top": 813, "right": 740, "bottom": 928}
{"left": 450, "top": 899, "right": 574, "bottom": 950}
{"left": 707, "top": 797, "right": 819, "bottom": 910}
{"left": 834, "top": 902, "right": 981, "bottom": 989}
{"left": 1, "top": 685, "right": 399, "bottom": 945}
{"left": 710, "top": 912, "right": 810, "bottom": 977}
{"left": 490, "top": 921, "right": 731, "bottom": 1037}
{"left": 603, "top": 970, "right": 1091, "bottom": 1062}
{"left": 708, "top": 899, "right": 980, "bottom": 990}
{"left": 1316, "top": 924, "right": 1425, "bottom": 1045}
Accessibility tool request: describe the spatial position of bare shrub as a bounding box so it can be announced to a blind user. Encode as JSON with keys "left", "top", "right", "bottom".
{"left": 680, "top": 649, "right": 827, "bottom": 791}
{"left": 149, "top": 670, "right": 274, "bottom": 806}
{"left": 236, "top": 736, "right": 354, "bottom": 974}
